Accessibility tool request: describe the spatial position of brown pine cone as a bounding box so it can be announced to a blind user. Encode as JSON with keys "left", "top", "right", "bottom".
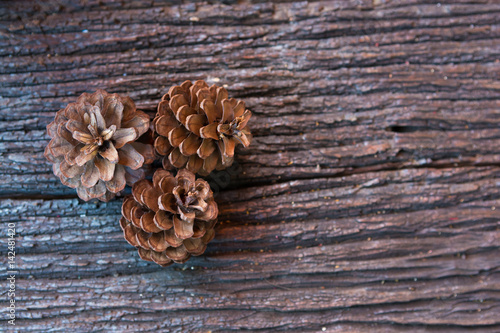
{"left": 44, "top": 90, "right": 155, "bottom": 202}
{"left": 120, "top": 168, "right": 218, "bottom": 266}
{"left": 153, "top": 80, "right": 252, "bottom": 176}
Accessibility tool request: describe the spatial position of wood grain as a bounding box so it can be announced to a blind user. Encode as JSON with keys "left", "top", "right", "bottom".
{"left": 0, "top": 0, "right": 499, "bottom": 332}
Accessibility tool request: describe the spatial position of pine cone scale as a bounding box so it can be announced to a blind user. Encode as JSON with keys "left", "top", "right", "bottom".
{"left": 105, "top": 165, "right": 126, "bottom": 192}
{"left": 47, "top": 136, "right": 70, "bottom": 159}
{"left": 168, "top": 148, "right": 188, "bottom": 168}
{"left": 99, "top": 142, "right": 119, "bottom": 163}
{"left": 121, "top": 97, "right": 138, "bottom": 123}
{"left": 173, "top": 215, "right": 194, "bottom": 239}
{"left": 72, "top": 130, "right": 92, "bottom": 144}
{"left": 59, "top": 124, "right": 77, "bottom": 144}
{"left": 121, "top": 111, "right": 150, "bottom": 137}
{"left": 155, "top": 115, "right": 177, "bottom": 137}
{"left": 130, "top": 206, "right": 143, "bottom": 228}
{"left": 199, "top": 123, "right": 218, "bottom": 140}
{"left": 140, "top": 211, "right": 161, "bottom": 233}
{"left": 113, "top": 128, "right": 137, "bottom": 148}
{"left": 148, "top": 233, "right": 168, "bottom": 252}
{"left": 188, "top": 154, "right": 202, "bottom": 169}
{"left": 201, "top": 153, "right": 218, "bottom": 175}
{"left": 59, "top": 160, "right": 82, "bottom": 178}
{"left": 179, "top": 133, "right": 201, "bottom": 156}
{"left": 169, "top": 94, "right": 189, "bottom": 114}
{"left": 185, "top": 114, "right": 205, "bottom": 135}
{"left": 157, "top": 174, "right": 176, "bottom": 194}
{"left": 200, "top": 99, "right": 217, "bottom": 123}
{"left": 64, "top": 145, "right": 81, "bottom": 165}
{"left": 86, "top": 180, "right": 106, "bottom": 198}
{"left": 183, "top": 238, "right": 206, "bottom": 255}
{"left": 165, "top": 246, "right": 188, "bottom": 262}
{"left": 66, "top": 119, "right": 86, "bottom": 134}
{"left": 135, "top": 230, "right": 150, "bottom": 249}
{"left": 94, "top": 157, "right": 115, "bottom": 181}
{"left": 154, "top": 136, "right": 172, "bottom": 155}
{"left": 158, "top": 193, "right": 177, "bottom": 214}
{"left": 197, "top": 139, "right": 216, "bottom": 159}
{"left": 117, "top": 145, "right": 144, "bottom": 170}
{"left": 222, "top": 99, "right": 234, "bottom": 123}
{"left": 122, "top": 197, "right": 136, "bottom": 221}
{"left": 130, "top": 141, "right": 155, "bottom": 165}
{"left": 201, "top": 228, "right": 215, "bottom": 244}
{"left": 168, "top": 126, "right": 189, "bottom": 147}
{"left": 153, "top": 210, "right": 173, "bottom": 230}
{"left": 192, "top": 223, "right": 206, "bottom": 238}
{"left": 102, "top": 97, "right": 123, "bottom": 126}
{"left": 177, "top": 105, "right": 197, "bottom": 124}
{"left": 81, "top": 162, "right": 99, "bottom": 187}
{"left": 165, "top": 228, "right": 183, "bottom": 247}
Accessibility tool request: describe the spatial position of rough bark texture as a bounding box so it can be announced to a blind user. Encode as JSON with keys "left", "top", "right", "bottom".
{"left": 1, "top": 0, "right": 499, "bottom": 332}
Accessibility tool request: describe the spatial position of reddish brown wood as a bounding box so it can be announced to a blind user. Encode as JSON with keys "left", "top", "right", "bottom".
{"left": 0, "top": 0, "right": 499, "bottom": 331}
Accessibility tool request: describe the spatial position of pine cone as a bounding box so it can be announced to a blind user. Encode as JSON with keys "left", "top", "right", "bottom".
{"left": 44, "top": 90, "right": 155, "bottom": 202}
{"left": 153, "top": 80, "right": 252, "bottom": 176}
{"left": 120, "top": 168, "right": 218, "bottom": 266}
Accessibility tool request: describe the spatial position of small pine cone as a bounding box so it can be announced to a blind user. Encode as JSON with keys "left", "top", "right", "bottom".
{"left": 44, "top": 90, "right": 155, "bottom": 202}
{"left": 120, "top": 168, "right": 218, "bottom": 266}
{"left": 153, "top": 80, "right": 252, "bottom": 176}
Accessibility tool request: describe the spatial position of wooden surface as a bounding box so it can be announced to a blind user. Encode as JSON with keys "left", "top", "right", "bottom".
{"left": 1, "top": 0, "right": 500, "bottom": 332}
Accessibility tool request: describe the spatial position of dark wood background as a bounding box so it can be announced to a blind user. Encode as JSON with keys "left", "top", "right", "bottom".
{"left": 1, "top": 0, "right": 499, "bottom": 332}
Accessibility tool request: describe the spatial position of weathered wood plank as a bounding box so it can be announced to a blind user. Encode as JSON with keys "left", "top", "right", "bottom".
{"left": 1, "top": 90, "right": 500, "bottom": 196}
{"left": 0, "top": 0, "right": 499, "bottom": 331}
{"left": 2, "top": 167, "right": 499, "bottom": 330}
{"left": 1, "top": 1, "right": 500, "bottom": 196}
